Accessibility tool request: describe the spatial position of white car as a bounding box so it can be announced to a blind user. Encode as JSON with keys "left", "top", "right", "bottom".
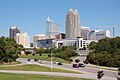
{"left": 39, "top": 61, "right": 44, "bottom": 64}
{"left": 53, "top": 62, "right": 59, "bottom": 64}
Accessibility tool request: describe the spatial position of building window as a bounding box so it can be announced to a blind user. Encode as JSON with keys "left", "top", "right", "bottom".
{"left": 81, "top": 40, "right": 82, "bottom": 47}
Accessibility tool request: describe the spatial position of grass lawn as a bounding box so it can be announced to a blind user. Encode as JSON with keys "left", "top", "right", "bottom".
{"left": 0, "top": 61, "right": 22, "bottom": 66}
{"left": 0, "top": 64, "right": 81, "bottom": 74}
{"left": 0, "top": 72, "right": 91, "bottom": 80}
{"left": 19, "top": 54, "right": 70, "bottom": 63}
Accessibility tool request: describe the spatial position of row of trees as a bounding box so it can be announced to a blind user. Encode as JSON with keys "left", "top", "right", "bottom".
{"left": 86, "top": 37, "right": 120, "bottom": 67}
{"left": 0, "top": 36, "right": 23, "bottom": 63}
{"left": 52, "top": 46, "right": 78, "bottom": 60}
{"left": 33, "top": 46, "right": 78, "bottom": 61}
{"left": 89, "top": 37, "right": 120, "bottom": 53}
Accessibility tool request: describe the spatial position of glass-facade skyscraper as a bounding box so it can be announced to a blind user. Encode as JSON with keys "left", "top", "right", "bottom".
{"left": 46, "top": 17, "right": 60, "bottom": 38}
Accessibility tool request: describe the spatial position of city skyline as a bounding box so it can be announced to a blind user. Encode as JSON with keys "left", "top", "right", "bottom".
{"left": 0, "top": 0, "right": 120, "bottom": 41}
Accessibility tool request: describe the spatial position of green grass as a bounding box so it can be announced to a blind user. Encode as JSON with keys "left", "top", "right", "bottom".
{"left": 19, "top": 54, "right": 70, "bottom": 63}
{"left": 0, "top": 64, "right": 81, "bottom": 74}
{"left": 0, "top": 72, "right": 91, "bottom": 80}
{"left": 0, "top": 61, "right": 22, "bottom": 66}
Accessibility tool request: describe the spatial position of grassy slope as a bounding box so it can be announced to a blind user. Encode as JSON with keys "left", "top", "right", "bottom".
{"left": 0, "top": 64, "right": 81, "bottom": 74}
{"left": 19, "top": 54, "right": 70, "bottom": 63}
{"left": 0, "top": 61, "right": 22, "bottom": 65}
{"left": 0, "top": 72, "right": 91, "bottom": 80}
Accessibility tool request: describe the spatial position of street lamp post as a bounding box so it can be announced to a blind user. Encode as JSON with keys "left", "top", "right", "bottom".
{"left": 51, "top": 50, "right": 53, "bottom": 71}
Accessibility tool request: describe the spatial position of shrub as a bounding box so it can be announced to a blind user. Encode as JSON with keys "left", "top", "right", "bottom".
{"left": 75, "top": 59, "right": 80, "bottom": 63}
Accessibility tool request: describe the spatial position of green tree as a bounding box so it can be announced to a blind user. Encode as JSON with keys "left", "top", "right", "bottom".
{"left": 75, "top": 59, "right": 80, "bottom": 63}
{"left": 0, "top": 36, "right": 20, "bottom": 63}
{"left": 89, "top": 41, "right": 96, "bottom": 50}
{"left": 36, "top": 48, "right": 45, "bottom": 56}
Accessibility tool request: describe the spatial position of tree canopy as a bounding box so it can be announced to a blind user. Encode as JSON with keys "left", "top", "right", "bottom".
{"left": 86, "top": 37, "right": 120, "bottom": 67}
{"left": 0, "top": 36, "right": 22, "bottom": 63}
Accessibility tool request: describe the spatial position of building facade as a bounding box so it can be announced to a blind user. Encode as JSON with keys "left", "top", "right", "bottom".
{"left": 87, "top": 30, "right": 110, "bottom": 41}
{"left": 37, "top": 39, "right": 53, "bottom": 48}
{"left": 35, "top": 37, "right": 83, "bottom": 49}
{"left": 16, "top": 32, "right": 30, "bottom": 48}
{"left": 46, "top": 17, "right": 60, "bottom": 38}
{"left": 66, "top": 9, "right": 81, "bottom": 39}
{"left": 9, "top": 26, "right": 20, "bottom": 39}
{"left": 55, "top": 33, "right": 66, "bottom": 39}
{"left": 83, "top": 40, "right": 98, "bottom": 48}
{"left": 81, "top": 26, "right": 90, "bottom": 40}
{"left": 33, "top": 34, "right": 48, "bottom": 48}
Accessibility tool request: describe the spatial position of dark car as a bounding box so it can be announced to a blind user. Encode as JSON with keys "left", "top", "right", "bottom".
{"left": 79, "top": 63, "right": 85, "bottom": 67}
{"left": 58, "top": 62, "right": 63, "bottom": 65}
{"left": 72, "top": 64, "right": 79, "bottom": 68}
{"left": 27, "top": 59, "right": 31, "bottom": 61}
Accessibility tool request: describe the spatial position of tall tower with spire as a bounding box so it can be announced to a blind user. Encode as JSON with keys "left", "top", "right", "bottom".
{"left": 46, "top": 17, "right": 60, "bottom": 38}
{"left": 66, "top": 9, "right": 81, "bottom": 39}
{"left": 46, "top": 17, "right": 52, "bottom": 36}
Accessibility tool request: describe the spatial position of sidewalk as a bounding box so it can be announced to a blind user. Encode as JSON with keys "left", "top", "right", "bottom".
{"left": 87, "top": 64, "right": 118, "bottom": 71}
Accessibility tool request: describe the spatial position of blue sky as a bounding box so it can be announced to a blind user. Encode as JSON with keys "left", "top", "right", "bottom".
{"left": 0, "top": 0, "right": 120, "bottom": 41}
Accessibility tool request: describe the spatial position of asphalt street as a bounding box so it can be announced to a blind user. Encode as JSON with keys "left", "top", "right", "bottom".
{"left": 15, "top": 58, "right": 117, "bottom": 80}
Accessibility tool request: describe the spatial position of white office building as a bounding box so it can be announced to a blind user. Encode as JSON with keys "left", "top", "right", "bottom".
{"left": 16, "top": 32, "right": 30, "bottom": 48}
{"left": 87, "top": 30, "right": 110, "bottom": 41}
{"left": 53, "top": 37, "right": 83, "bottom": 49}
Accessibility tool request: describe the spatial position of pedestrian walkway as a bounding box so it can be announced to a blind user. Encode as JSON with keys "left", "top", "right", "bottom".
{"left": 87, "top": 64, "right": 118, "bottom": 71}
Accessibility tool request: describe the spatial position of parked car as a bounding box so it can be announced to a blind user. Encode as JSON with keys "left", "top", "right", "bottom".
{"left": 72, "top": 64, "right": 79, "bottom": 68}
{"left": 58, "top": 62, "right": 63, "bottom": 65}
{"left": 79, "top": 63, "right": 85, "bottom": 67}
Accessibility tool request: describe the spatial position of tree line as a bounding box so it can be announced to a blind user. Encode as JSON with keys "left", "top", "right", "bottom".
{"left": 32, "top": 46, "right": 78, "bottom": 61}
{"left": 85, "top": 37, "right": 120, "bottom": 67}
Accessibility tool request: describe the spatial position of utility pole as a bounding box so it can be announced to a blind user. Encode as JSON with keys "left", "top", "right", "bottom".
{"left": 113, "top": 27, "right": 115, "bottom": 38}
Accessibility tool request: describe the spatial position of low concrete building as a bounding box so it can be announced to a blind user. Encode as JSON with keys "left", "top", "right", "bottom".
{"left": 55, "top": 33, "right": 66, "bottom": 39}
{"left": 33, "top": 34, "right": 48, "bottom": 48}
{"left": 36, "top": 37, "right": 83, "bottom": 49}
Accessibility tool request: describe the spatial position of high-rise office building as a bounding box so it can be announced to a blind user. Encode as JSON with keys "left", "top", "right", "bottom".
{"left": 81, "top": 26, "right": 90, "bottom": 40}
{"left": 16, "top": 32, "right": 30, "bottom": 48}
{"left": 66, "top": 9, "right": 81, "bottom": 39}
{"left": 46, "top": 17, "right": 60, "bottom": 38}
{"left": 9, "top": 26, "right": 20, "bottom": 38}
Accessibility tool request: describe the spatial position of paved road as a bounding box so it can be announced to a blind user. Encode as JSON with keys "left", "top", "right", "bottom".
{"left": 15, "top": 58, "right": 117, "bottom": 80}
{"left": 17, "top": 58, "right": 117, "bottom": 77}
{"left": 73, "top": 56, "right": 117, "bottom": 78}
